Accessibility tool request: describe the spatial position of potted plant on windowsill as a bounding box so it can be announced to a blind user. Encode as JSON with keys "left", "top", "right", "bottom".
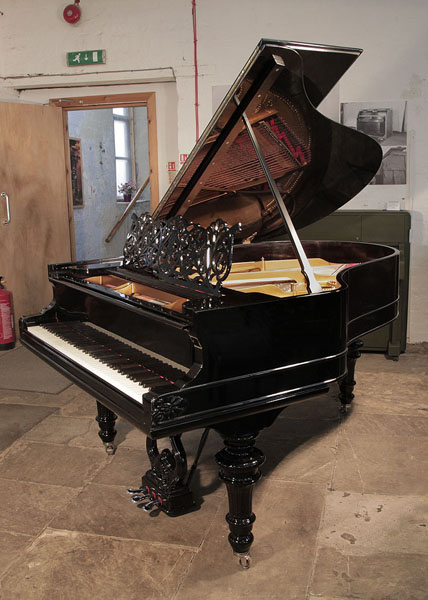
{"left": 118, "top": 181, "right": 137, "bottom": 202}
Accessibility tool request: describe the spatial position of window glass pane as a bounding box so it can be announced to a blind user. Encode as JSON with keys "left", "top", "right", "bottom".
{"left": 112, "top": 107, "right": 128, "bottom": 116}
{"left": 116, "top": 159, "right": 131, "bottom": 195}
{"left": 114, "top": 119, "right": 129, "bottom": 157}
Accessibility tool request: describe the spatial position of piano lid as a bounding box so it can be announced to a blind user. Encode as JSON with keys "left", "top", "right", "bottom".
{"left": 153, "top": 39, "right": 382, "bottom": 242}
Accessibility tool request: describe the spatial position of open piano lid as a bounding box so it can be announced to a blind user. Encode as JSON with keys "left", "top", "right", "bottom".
{"left": 153, "top": 39, "right": 382, "bottom": 242}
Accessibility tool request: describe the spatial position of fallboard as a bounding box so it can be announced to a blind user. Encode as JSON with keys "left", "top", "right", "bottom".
{"left": 50, "top": 279, "right": 195, "bottom": 370}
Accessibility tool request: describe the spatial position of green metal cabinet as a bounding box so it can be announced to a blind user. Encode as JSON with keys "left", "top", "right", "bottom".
{"left": 278, "top": 210, "right": 411, "bottom": 358}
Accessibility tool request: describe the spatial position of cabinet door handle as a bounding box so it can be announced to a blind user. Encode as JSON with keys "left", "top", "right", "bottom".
{"left": 1, "top": 192, "right": 10, "bottom": 225}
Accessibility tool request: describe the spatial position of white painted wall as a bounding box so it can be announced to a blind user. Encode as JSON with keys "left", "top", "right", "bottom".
{"left": 1, "top": 0, "right": 427, "bottom": 342}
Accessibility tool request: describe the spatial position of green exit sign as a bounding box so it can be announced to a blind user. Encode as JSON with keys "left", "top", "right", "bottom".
{"left": 67, "top": 50, "right": 106, "bottom": 67}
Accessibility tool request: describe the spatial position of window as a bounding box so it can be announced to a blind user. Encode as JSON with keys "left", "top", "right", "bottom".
{"left": 113, "top": 107, "right": 136, "bottom": 199}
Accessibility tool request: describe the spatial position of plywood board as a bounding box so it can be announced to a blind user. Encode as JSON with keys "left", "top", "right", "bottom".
{"left": 0, "top": 102, "right": 72, "bottom": 333}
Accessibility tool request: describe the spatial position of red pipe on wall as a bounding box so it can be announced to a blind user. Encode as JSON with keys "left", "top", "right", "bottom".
{"left": 192, "top": 0, "right": 200, "bottom": 141}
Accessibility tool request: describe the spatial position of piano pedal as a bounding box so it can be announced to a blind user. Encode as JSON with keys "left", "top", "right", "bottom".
{"left": 127, "top": 486, "right": 147, "bottom": 494}
{"left": 126, "top": 486, "right": 150, "bottom": 504}
{"left": 130, "top": 494, "right": 150, "bottom": 504}
{"left": 142, "top": 500, "right": 161, "bottom": 512}
{"left": 104, "top": 442, "right": 116, "bottom": 455}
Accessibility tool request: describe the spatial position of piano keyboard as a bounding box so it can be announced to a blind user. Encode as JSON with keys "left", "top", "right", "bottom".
{"left": 28, "top": 322, "right": 185, "bottom": 403}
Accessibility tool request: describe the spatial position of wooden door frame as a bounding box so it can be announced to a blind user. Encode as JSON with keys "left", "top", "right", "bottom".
{"left": 50, "top": 92, "right": 159, "bottom": 260}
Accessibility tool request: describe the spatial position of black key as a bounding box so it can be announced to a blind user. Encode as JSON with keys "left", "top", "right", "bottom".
{"left": 41, "top": 321, "right": 181, "bottom": 386}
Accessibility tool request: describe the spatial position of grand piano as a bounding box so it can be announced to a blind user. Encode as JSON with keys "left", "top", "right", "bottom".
{"left": 20, "top": 39, "right": 399, "bottom": 568}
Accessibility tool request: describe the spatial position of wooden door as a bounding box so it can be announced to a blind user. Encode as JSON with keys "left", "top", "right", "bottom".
{"left": 0, "top": 102, "right": 72, "bottom": 335}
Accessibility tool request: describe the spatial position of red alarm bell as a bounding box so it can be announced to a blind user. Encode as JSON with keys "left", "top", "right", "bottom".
{"left": 63, "top": 0, "right": 81, "bottom": 24}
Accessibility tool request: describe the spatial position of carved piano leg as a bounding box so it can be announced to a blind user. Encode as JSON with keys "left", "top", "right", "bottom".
{"left": 215, "top": 431, "right": 265, "bottom": 569}
{"left": 339, "top": 339, "right": 364, "bottom": 413}
{"left": 95, "top": 401, "right": 117, "bottom": 455}
{"left": 129, "top": 436, "right": 196, "bottom": 515}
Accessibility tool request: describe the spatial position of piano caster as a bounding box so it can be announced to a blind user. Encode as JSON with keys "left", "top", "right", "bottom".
{"left": 104, "top": 442, "right": 116, "bottom": 455}
{"left": 339, "top": 403, "right": 351, "bottom": 416}
{"left": 234, "top": 552, "right": 251, "bottom": 569}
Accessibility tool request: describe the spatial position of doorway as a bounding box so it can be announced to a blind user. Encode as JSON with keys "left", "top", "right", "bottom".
{"left": 51, "top": 92, "right": 159, "bottom": 261}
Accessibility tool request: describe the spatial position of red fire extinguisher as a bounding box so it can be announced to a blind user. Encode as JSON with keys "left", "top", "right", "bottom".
{"left": 0, "top": 277, "right": 15, "bottom": 350}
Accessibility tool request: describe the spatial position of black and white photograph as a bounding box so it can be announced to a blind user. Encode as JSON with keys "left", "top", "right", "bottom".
{"left": 341, "top": 101, "right": 407, "bottom": 184}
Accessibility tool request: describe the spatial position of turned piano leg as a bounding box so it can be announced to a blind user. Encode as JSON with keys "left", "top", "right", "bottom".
{"left": 96, "top": 401, "right": 117, "bottom": 455}
{"left": 339, "top": 339, "right": 363, "bottom": 413}
{"left": 215, "top": 431, "right": 265, "bottom": 568}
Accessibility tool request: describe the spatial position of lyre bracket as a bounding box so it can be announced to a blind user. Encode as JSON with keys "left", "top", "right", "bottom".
{"left": 138, "top": 436, "right": 197, "bottom": 516}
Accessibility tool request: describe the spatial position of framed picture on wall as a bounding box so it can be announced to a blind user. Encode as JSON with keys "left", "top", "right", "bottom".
{"left": 340, "top": 101, "right": 407, "bottom": 186}
{"left": 69, "top": 137, "right": 84, "bottom": 207}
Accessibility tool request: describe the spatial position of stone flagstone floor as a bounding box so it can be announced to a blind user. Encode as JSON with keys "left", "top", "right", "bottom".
{"left": 0, "top": 342, "right": 427, "bottom": 599}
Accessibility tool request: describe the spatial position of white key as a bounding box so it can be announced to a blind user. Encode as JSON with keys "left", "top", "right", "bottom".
{"left": 28, "top": 325, "right": 151, "bottom": 403}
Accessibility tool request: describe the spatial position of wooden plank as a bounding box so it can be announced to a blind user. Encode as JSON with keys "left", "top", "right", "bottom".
{"left": 105, "top": 176, "right": 150, "bottom": 243}
{"left": 0, "top": 102, "right": 71, "bottom": 332}
{"left": 62, "top": 109, "right": 76, "bottom": 260}
{"left": 49, "top": 92, "right": 153, "bottom": 110}
{"left": 146, "top": 93, "right": 159, "bottom": 211}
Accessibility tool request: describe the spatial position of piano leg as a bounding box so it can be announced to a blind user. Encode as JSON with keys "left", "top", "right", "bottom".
{"left": 95, "top": 401, "right": 117, "bottom": 455}
{"left": 215, "top": 429, "right": 265, "bottom": 569}
{"left": 339, "top": 339, "right": 363, "bottom": 413}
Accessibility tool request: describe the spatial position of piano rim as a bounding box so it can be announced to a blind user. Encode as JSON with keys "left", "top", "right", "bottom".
{"left": 47, "top": 239, "right": 400, "bottom": 315}
{"left": 20, "top": 326, "right": 347, "bottom": 439}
